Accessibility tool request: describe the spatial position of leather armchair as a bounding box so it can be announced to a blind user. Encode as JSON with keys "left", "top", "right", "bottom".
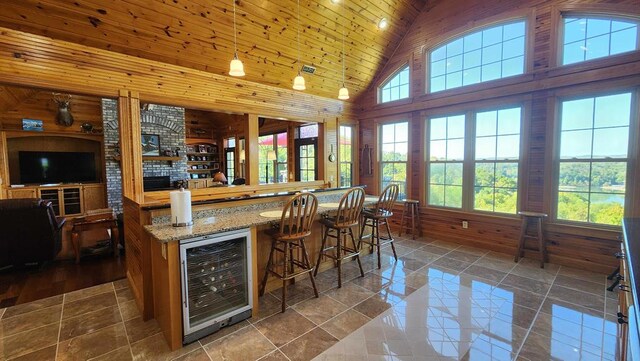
{"left": 0, "top": 198, "right": 66, "bottom": 268}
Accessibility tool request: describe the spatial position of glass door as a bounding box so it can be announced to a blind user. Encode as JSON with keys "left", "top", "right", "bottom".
{"left": 180, "top": 229, "right": 252, "bottom": 338}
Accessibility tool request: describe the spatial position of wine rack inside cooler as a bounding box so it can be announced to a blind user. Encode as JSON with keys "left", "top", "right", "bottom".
{"left": 179, "top": 229, "right": 252, "bottom": 344}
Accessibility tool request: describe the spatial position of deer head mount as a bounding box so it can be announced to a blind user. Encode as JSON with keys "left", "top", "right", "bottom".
{"left": 53, "top": 93, "right": 75, "bottom": 127}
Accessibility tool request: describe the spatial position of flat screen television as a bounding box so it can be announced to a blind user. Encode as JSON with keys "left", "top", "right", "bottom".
{"left": 18, "top": 151, "right": 97, "bottom": 184}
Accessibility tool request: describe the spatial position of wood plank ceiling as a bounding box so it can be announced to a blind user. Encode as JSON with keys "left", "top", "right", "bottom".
{"left": 0, "top": 0, "right": 426, "bottom": 101}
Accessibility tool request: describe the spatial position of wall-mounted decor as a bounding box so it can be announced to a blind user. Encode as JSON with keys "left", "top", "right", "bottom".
{"left": 53, "top": 93, "right": 75, "bottom": 127}
{"left": 141, "top": 134, "right": 160, "bottom": 156}
{"left": 22, "top": 119, "right": 43, "bottom": 132}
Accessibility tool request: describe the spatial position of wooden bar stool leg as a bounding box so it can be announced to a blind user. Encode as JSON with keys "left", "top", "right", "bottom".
{"left": 281, "top": 242, "right": 289, "bottom": 313}
{"left": 514, "top": 217, "right": 528, "bottom": 263}
{"left": 299, "top": 239, "right": 319, "bottom": 297}
{"left": 337, "top": 229, "right": 343, "bottom": 288}
{"left": 415, "top": 202, "right": 422, "bottom": 237}
{"left": 410, "top": 203, "right": 416, "bottom": 240}
{"left": 385, "top": 220, "right": 398, "bottom": 261}
{"left": 314, "top": 226, "right": 329, "bottom": 276}
{"left": 350, "top": 227, "right": 365, "bottom": 278}
{"left": 374, "top": 219, "right": 381, "bottom": 269}
{"left": 537, "top": 218, "right": 545, "bottom": 268}
{"left": 259, "top": 240, "right": 276, "bottom": 296}
{"left": 399, "top": 203, "right": 407, "bottom": 237}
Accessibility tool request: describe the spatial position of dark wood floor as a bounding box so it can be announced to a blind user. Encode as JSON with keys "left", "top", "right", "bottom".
{"left": 0, "top": 254, "right": 126, "bottom": 307}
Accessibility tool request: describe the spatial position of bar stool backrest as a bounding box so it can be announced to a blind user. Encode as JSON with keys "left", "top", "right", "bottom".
{"left": 278, "top": 192, "right": 318, "bottom": 241}
{"left": 335, "top": 187, "right": 365, "bottom": 228}
{"left": 375, "top": 184, "right": 399, "bottom": 216}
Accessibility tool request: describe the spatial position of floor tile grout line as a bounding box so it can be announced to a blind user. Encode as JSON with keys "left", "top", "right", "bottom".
{"left": 513, "top": 261, "right": 560, "bottom": 358}
{"left": 251, "top": 322, "right": 292, "bottom": 361}
{"left": 111, "top": 281, "right": 136, "bottom": 361}
{"left": 0, "top": 302, "right": 64, "bottom": 322}
{"left": 54, "top": 293, "right": 65, "bottom": 361}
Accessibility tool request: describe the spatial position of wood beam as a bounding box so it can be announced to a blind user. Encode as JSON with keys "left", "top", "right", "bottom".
{"left": 117, "top": 90, "right": 143, "bottom": 202}
{"left": 245, "top": 114, "right": 259, "bottom": 186}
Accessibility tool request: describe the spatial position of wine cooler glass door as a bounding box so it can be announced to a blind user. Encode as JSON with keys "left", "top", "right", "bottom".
{"left": 180, "top": 229, "right": 252, "bottom": 337}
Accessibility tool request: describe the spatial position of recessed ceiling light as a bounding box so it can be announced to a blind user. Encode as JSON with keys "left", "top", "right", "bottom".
{"left": 331, "top": 0, "right": 340, "bottom": 3}
{"left": 378, "top": 18, "right": 388, "bottom": 30}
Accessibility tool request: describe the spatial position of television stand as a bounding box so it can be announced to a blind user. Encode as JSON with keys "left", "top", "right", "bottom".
{"left": 5, "top": 183, "right": 107, "bottom": 217}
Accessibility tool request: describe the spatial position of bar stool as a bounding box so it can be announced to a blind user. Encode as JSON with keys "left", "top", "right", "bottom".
{"left": 358, "top": 184, "right": 399, "bottom": 269}
{"left": 514, "top": 211, "right": 548, "bottom": 268}
{"left": 398, "top": 199, "right": 421, "bottom": 239}
{"left": 259, "top": 193, "right": 319, "bottom": 313}
{"left": 314, "top": 187, "right": 366, "bottom": 288}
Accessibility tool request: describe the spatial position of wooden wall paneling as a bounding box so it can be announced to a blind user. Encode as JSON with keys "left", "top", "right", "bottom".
{"left": 409, "top": 111, "right": 422, "bottom": 201}
{"left": 0, "top": 85, "right": 36, "bottom": 113}
{"left": 0, "top": 88, "right": 104, "bottom": 133}
{"left": 0, "top": 132, "right": 7, "bottom": 199}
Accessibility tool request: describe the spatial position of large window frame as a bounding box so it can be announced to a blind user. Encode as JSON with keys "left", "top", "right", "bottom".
{"left": 378, "top": 65, "right": 410, "bottom": 104}
{"left": 425, "top": 104, "right": 526, "bottom": 215}
{"left": 427, "top": 19, "right": 528, "bottom": 94}
{"left": 258, "top": 132, "right": 287, "bottom": 184}
{"left": 339, "top": 125, "right": 354, "bottom": 187}
{"left": 559, "top": 13, "right": 639, "bottom": 66}
{"left": 552, "top": 89, "right": 637, "bottom": 227}
{"left": 379, "top": 121, "right": 409, "bottom": 200}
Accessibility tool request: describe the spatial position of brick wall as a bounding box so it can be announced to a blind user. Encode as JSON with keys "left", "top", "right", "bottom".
{"left": 102, "top": 100, "right": 187, "bottom": 213}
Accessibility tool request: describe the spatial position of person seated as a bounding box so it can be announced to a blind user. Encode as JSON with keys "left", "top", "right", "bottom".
{"left": 212, "top": 169, "right": 228, "bottom": 185}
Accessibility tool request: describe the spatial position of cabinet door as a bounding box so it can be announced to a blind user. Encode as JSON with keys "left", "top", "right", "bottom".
{"left": 38, "top": 188, "right": 61, "bottom": 216}
{"left": 188, "top": 179, "right": 207, "bottom": 189}
{"left": 7, "top": 188, "right": 37, "bottom": 199}
{"left": 63, "top": 187, "right": 82, "bottom": 215}
{"left": 83, "top": 185, "right": 107, "bottom": 212}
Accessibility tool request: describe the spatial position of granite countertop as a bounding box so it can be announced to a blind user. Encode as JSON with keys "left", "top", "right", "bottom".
{"left": 145, "top": 193, "right": 379, "bottom": 243}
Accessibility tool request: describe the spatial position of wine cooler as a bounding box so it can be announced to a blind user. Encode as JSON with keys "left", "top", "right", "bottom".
{"left": 179, "top": 228, "right": 252, "bottom": 344}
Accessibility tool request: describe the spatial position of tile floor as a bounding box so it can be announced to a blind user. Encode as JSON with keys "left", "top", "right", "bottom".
{"left": 0, "top": 236, "right": 620, "bottom": 360}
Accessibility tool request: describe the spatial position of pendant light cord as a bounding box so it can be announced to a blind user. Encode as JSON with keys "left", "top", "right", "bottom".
{"left": 233, "top": 0, "right": 238, "bottom": 55}
{"left": 297, "top": 0, "right": 301, "bottom": 73}
{"left": 341, "top": 0, "right": 346, "bottom": 86}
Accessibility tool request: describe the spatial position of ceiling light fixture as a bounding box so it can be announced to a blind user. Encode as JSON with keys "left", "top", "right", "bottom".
{"left": 378, "top": 17, "right": 388, "bottom": 30}
{"left": 293, "top": 0, "right": 306, "bottom": 90}
{"left": 338, "top": 0, "right": 349, "bottom": 100}
{"left": 229, "top": 0, "right": 245, "bottom": 77}
{"left": 330, "top": 0, "right": 340, "bottom": 3}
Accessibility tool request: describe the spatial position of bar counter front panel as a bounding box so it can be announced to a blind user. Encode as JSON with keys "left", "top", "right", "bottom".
{"left": 144, "top": 188, "right": 378, "bottom": 349}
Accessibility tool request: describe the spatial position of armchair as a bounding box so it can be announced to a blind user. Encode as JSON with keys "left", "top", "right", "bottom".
{"left": 0, "top": 198, "right": 66, "bottom": 268}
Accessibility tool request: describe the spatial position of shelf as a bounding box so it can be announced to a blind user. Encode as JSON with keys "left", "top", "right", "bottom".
{"left": 188, "top": 169, "right": 213, "bottom": 173}
{"left": 113, "top": 155, "right": 181, "bottom": 166}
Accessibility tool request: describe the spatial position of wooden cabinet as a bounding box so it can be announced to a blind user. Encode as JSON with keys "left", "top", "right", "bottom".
{"left": 7, "top": 187, "right": 37, "bottom": 199}
{"left": 5, "top": 184, "right": 106, "bottom": 216}
{"left": 83, "top": 184, "right": 107, "bottom": 211}
{"left": 186, "top": 142, "right": 220, "bottom": 180}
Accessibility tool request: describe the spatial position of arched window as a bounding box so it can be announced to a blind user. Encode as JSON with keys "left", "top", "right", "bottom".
{"left": 561, "top": 15, "right": 639, "bottom": 65}
{"left": 379, "top": 66, "right": 410, "bottom": 103}
{"left": 428, "top": 20, "right": 526, "bottom": 93}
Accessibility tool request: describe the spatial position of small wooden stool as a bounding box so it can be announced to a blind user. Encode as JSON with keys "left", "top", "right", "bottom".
{"left": 398, "top": 199, "right": 421, "bottom": 239}
{"left": 514, "top": 211, "right": 548, "bottom": 268}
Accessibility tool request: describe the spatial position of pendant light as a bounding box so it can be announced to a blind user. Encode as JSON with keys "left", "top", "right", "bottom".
{"left": 229, "top": 0, "right": 245, "bottom": 77}
{"left": 292, "top": 0, "right": 306, "bottom": 90}
{"left": 337, "top": 0, "right": 349, "bottom": 100}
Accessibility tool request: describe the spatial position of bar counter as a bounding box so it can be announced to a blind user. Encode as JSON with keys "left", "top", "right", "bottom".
{"left": 144, "top": 190, "right": 377, "bottom": 243}
{"left": 142, "top": 187, "right": 378, "bottom": 350}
